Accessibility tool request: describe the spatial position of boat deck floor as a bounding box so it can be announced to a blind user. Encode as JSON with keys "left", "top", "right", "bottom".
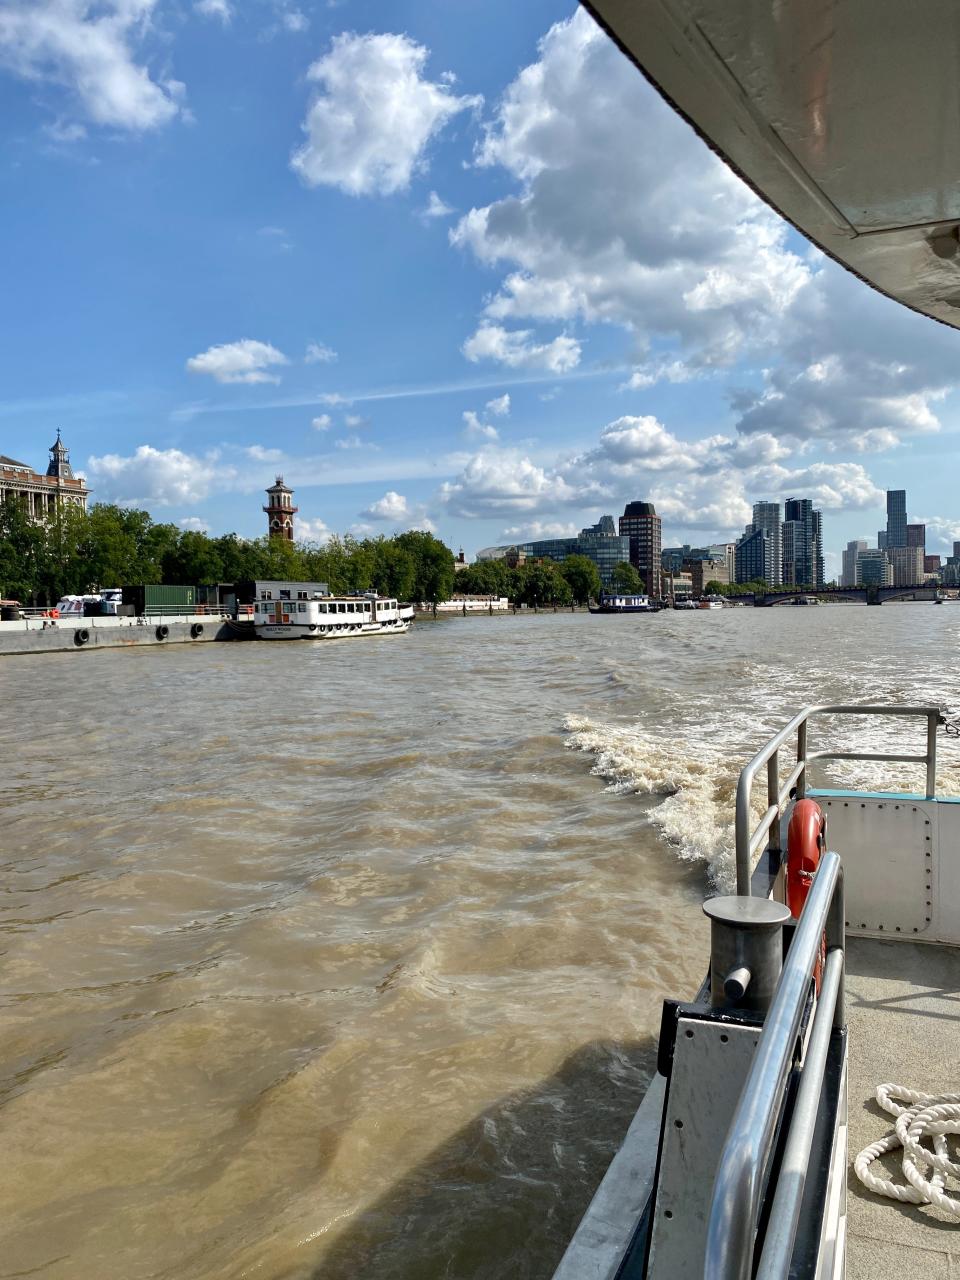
{"left": 846, "top": 937, "right": 960, "bottom": 1279}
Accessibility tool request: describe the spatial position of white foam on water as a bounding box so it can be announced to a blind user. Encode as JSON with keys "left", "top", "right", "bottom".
{"left": 563, "top": 715, "right": 742, "bottom": 891}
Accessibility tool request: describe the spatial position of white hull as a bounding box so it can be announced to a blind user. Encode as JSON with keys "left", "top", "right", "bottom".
{"left": 256, "top": 619, "right": 411, "bottom": 642}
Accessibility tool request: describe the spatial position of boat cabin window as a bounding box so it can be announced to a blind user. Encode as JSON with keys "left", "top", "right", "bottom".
{"left": 297, "top": 603, "right": 306, "bottom": 613}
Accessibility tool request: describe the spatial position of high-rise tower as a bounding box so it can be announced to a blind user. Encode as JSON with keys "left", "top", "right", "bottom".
{"left": 751, "top": 501, "right": 782, "bottom": 586}
{"left": 886, "top": 489, "right": 907, "bottom": 549}
{"left": 264, "top": 475, "right": 298, "bottom": 541}
{"left": 619, "top": 501, "right": 662, "bottom": 596}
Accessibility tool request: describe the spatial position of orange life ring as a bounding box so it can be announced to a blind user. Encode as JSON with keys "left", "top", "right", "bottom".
{"left": 49, "top": 608, "right": 59, "bottom": 618}
{"left": 787, "top": 798, "right": 827, "bottom": 991}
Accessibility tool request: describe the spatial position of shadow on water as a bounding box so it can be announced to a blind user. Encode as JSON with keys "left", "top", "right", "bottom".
{"left": 313, "top": 1037, "right": 658, "bottom": 1280}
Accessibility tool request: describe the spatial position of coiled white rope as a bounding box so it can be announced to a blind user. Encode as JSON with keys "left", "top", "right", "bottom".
{"left": 854, "top": 1083, "right": 960, "bottom": 1218}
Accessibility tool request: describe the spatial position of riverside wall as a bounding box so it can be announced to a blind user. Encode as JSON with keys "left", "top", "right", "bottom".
{"left": 0, "top": 615, "right": 252, "bottom": 656}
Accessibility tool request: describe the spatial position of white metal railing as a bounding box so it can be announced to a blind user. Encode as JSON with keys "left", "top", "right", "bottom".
{"left": 704, "top": 851, "right": 845, "bottom": 1280}
{"left": 735, "top": 704, "right": 942, "bottom": 894}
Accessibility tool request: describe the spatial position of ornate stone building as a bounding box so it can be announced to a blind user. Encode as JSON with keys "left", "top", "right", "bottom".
{"left": 263, "top": 475, "right": 297, "bottom": 540}
{"left": 0, "top": 432, "right": 89, "bottom": 518}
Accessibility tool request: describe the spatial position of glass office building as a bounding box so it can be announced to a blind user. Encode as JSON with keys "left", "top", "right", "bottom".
{"left": 478, "top": 515, "right": 630, "bottom": 586}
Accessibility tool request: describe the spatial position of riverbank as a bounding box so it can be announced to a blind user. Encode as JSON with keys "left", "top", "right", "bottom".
{"left": 0, "top": 613, "right": 238, "bottom": 654}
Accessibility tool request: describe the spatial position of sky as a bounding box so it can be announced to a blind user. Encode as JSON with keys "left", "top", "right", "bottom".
{"left": 2, "top": 1, "right": 960, "bottom": 575}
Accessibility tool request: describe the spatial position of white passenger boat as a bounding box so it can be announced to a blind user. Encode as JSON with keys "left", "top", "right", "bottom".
{"left": 253, "top": 591, "right": 414, "bottom": 641}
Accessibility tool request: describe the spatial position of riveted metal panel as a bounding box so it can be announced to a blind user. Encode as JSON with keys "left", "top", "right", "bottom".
{"left": 817, "top": 797, "right": 932, "bottom": 937}
{"left": 647, "top": 1017, "right": 759, "bottom": 1279}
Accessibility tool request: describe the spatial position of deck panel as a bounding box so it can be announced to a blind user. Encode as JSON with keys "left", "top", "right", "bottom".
{"left": 846, "top": 938, "right": 960, "bottom": 1278}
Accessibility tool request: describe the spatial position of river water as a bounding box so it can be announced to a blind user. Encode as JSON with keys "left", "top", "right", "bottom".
{"left": 3, "top": 605, "right": 959, "bottom": 1279}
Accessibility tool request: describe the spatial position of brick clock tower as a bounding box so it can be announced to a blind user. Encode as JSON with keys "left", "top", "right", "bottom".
{"left": 264, "top": 475, "right": 297, "bottom": 541}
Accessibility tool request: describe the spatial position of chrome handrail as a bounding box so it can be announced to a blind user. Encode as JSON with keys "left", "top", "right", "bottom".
{"left": 735, "top": 704, "right": 942, "bottom": 893}
{"left": 704, "top": 851, "right": 845, "bottom": 1280}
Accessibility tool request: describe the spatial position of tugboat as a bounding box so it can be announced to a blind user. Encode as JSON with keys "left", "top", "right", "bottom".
{"left": 589, "top": 590, "right": 660, "bottom": 614}
{"left": 253, "top": 591, "right": 414, "bottom": 641}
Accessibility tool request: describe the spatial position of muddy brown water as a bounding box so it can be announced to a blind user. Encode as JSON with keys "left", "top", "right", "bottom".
{"left": 2, "top": 606, "right": 958, "bottom": 1278}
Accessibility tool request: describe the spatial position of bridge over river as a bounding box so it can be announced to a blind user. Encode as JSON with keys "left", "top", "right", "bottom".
{"left": 740, "top": 585, "right": 945, "bottom": 606}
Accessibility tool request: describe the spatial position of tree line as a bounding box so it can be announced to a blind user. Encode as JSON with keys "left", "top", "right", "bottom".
{"left": 453, "top": 555, "right": 644, "bottom": 605}
{"left": 0, "top": 499, "right": 458, "bottom": 605}
{"left": 0, "top": 497, "right": 653, "bottom": 607}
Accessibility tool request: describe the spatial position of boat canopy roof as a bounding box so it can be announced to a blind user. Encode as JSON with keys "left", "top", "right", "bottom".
{"left": 584, "top": 0, "right": 960, "bottom": 329}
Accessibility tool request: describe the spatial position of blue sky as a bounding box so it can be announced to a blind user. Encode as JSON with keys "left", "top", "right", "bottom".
{"left": 2, "top": 1, "right": 960, "bottom": 573}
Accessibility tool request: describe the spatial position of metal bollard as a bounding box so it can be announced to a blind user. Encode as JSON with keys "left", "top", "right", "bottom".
{"left": 702, "top": 896, "right": 791, "bottom": 1013}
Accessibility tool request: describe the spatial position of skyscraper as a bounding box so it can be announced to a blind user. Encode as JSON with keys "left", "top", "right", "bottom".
{"left": 735, "top": 527, "right": 768, "bottom": 583}
{"left": 889, "top": 546, "right": 924, "bottom": 586}
{"left": 906, "top": 523, "right": 926, "bottom": 551}
{"left": 751, "top": 501, "right": 782, "bottom": 586}
{"left": 619, "top": 501, "right": 662, "bottom": 596}
{"left": 856, "top": 548, "right": 893, "bottom": 586}
{"left": 812, "top": 510, "right": 824, "bottom": 587}
{"left": 886, "top": 489, "right": 907, "bottom": 549}
{"left": 841, "top": 540, "right": 868, "bottom": 587}
{"left": 782, "top": 498, "right": 823, "bottom": 587}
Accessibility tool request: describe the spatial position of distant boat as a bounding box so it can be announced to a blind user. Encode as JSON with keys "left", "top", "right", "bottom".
{"left": 698, "top": 598, "right": 724, "bottom": 609}
{"left": 589, "top": 591, "right": 659, "bottom": 614}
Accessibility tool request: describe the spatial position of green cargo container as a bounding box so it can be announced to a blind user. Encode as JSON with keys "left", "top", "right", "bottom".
{"left": 122, "top": 584, "right": 197, "bottom": 616}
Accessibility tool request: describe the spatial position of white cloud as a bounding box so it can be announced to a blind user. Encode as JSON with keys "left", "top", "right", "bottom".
{"left": 439, "top": 410, "right": 885, "bottom": 537}
{"left": 186, "top": 339, "right": 289, "bottom": 385}
{"left": 486, "top": 393, "right": 510, "bottom": 416}
{"left": 195, "top": 0, "right": 231, "bottom": 22}
{"left": 280, "top": 7, "right": 307, "bottom": 33}
{"left": 291, "top": 31, "right": 481, "bottom": 196}
{"left": 439, "top": 448, "right": 594, "bottom": 518}
{"left": 319, "top": 391, "right": 349, "bottom": 405}
{"left": 462, "top": 323, "right": 580, "bottom": 373}
{"left": 918, "top": 517, "right": 960, "bottom": 553}
{"left": 305, "top": 339, "right": 337, "bottom": 364}
{"left": 178, "top": 515, "right": 210, "bottom": 532}
{"left": 297, "top": 516, "right": 331, "bottom": 544}
{"left": 311, "top": 414, "right": 332, "bottom": 430}
{"left": 501, "top": 520, "right": 577, "bottom": 541}
{"left": 334, "top": 434, "right": 377, "bottom": 450}
{"left": 450, "top": 9, "right": 807, "bottom": 377}
{"left": 462, "top": 409, "right": 498, "bottom": 441}
{"left": 448, "top": 8, "right": 960, "bottom": 451}
{"left": 422, "top": 190, "right": 453, "bottom": 219}
{"left": 0, "top": 1, "right": 186, "bottom": 131}
{"left": 344, "top": 413, "right": 368, "bottom": 428}
{"left": 87, "top": 445, "right": 227, "bottom": 507}
{"left": 362, "top": 490, "right": 410, "bottom": 521}
{"left": 245, "top": 444, "right": 284, "bottom": 462}
{"left": 42, "top": 117, "right": 86, "bottom": 143}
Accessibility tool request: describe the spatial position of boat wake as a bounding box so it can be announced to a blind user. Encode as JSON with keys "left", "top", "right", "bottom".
{"left": 564, "top": 714, "right": 741, "bottom": 890}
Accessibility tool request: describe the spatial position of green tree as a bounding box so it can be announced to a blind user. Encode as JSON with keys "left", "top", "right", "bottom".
{"left": 367, "top": 536, "right": 417, "bottom": 600}
{"left": 559, "top": 554, "right": 602, "bottom": 604}
{"left": 162, "top": 531, "right": 225, "bottom": 585}
{"left": 517, "top": 561, "right": 572, "bottom": 606}
{"left": 454, "top": 558, "right": 509, "bottom": 596}
{"left": 394, "top": 530, "right": 455, "bottom": 603}
{"left": 704, "top": 579, "right": 727, "bottom": 597}
{"left": 610, "top": 562, "right": 645, "bottom": 593}
{"left": 213, "top": 533, "right": 269, "bottom": 583}
{"left": 0, "top": 495, "right": 47, "bottom": 601}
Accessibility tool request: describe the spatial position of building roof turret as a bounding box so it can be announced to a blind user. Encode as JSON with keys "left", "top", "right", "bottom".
{"left": 46, "top": 429, "right": 75, "bottom": 480}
